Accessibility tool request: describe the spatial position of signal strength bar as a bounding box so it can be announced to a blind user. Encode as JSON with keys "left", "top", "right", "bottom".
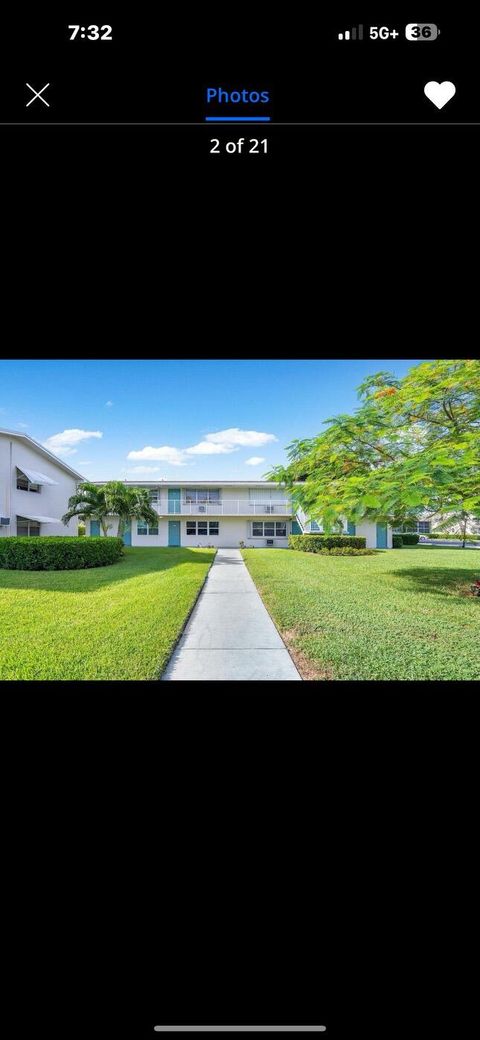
{"left": 338, "top": 25, "right": 364, "bottom": 41}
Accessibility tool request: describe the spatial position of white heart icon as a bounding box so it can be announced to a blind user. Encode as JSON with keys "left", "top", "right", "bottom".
{"left": 424, "top": 81, "right": 456, "bottom": 109}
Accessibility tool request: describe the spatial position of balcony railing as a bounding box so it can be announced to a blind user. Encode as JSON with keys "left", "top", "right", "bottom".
{"left": 153, "top": 500, "right": 293, "bottom": 516}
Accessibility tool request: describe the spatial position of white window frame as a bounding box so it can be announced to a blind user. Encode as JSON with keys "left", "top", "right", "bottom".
{"left": 16, "top": 469, "right": 41, "bottom": 494}
{"left": 137, "top": 521, "right": 159, "bottom": 536}
{"left": 16, "top": 516, "right": 41, "bottom": 536}
{"left": 251, "top": 521, "right": 288, "bottom": 537}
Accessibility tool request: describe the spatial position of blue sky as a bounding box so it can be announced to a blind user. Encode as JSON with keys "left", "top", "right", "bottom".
{"left": 0, "top": 359, "right": 426, "bottom": 480}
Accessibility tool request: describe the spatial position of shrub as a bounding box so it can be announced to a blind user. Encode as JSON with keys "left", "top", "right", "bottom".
{"left": 400, "top": 533, "right": 419, "bottom": 545}
{"left": 0, "top": 536, "right": 124, "bottom": 571}
{"left": 430, "top": 532, "right": 479, "bottom": 541}
{"left": 289, "top": 534, "right": 366, "bottom": 552}
{"left": 318, "top": 547, "right": 377, "bottom": 556}
{"left": 392, "top": 535, "right": 403, "bottom": 548}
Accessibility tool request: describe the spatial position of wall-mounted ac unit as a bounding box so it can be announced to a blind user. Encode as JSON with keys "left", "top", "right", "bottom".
{"left": 0, "top": 517, "right": 10, "bottom": 526}
{"left": 266, "top": 539, "right": 274, "bottom": 546}
{"left": 198, "top": 505, "right": 206, "bottom": 512}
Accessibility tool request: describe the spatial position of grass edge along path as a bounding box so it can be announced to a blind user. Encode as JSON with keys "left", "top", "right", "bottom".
{"left": 242, "top": 548, "right": 479, "bottom": 681}
{"left": 0, "top": 547, "right": 215, "bottom": 680}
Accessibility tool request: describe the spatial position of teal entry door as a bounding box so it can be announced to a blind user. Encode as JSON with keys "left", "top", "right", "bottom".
{"left": 90, "top": 521, "right": 100, "bottom": 536}
{"left": 376, "top": 522, "right": 388, "bottom": 548}
{"left": 168, "top": 488, "right": 181, "bottom": 514}
{"left": 168, "top": 521, "right": 181, "bottom": 547}
{"left": 123, "top": 521, "right": 132, "bottom": 546}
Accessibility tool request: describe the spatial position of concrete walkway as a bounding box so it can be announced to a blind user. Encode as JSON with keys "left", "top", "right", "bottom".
{"left": 162, "top": 548, "right": 301, "bottom": 681}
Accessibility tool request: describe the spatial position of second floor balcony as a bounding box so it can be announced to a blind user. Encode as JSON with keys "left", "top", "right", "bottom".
{"left": 154, "top": 499, "right": 293, "bottom": 516}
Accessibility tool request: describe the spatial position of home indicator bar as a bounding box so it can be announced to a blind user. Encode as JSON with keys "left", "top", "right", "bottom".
{"left": 153, "top": 1029, "right": 327, "bottom": 1033}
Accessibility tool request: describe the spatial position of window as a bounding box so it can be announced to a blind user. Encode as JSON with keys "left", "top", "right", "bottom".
{"left": 186, "top": 521, "right": 215, "bottom": 537}
{"left": 197, "top": 522, "right": 208, "bottom": 536}
{"left": 251, "top": 521, "right": 288, "bottom": 537}
{"left": 16, "top": 516, "right": 40, "bottom": 536}
{"left": 149, "top": 490, "right": 159, "bottom": 504}
{"left": 418, "top": 521, "right": 430, "bottom": 534}
{"left": 209, "top": 522, "right": 219, "bottom": 536}
{"left": 184, "top": 488, "right": 221, "bottom": 504}
{"left": 137, "top": 521, "right": 158, "bottom": 536}
{"left": 186, "top": 521, "right": 196, "bottom": 536}
{"left": 16, "top": 469, "right": 40, "bottom": 493}
{"left": 310, "top": 520, "right": 321, "bottom": 532}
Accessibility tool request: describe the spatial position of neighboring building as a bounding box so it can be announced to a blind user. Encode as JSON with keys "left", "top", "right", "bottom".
{"left": 393, "top": 519, "right": 432, "bottom": 536}
{"left": 87, "top": 481, "right": 393, "bottom": 549}
{"left": 0, "top": 429, "right": 83, "bottom": 537}
{"left": 295, "top": 509, "right": 393, "bottom": 549}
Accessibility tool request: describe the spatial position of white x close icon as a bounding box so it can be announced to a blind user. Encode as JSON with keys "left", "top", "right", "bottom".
{"left": 26, "top": 82, "right": 50, "bottom": 107}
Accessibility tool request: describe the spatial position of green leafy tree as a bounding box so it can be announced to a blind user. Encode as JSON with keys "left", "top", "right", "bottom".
{"left": 432, "top": 510, "right": 480, "bottom": 549}
{"left": 268, "top": 360, "right": 480, "bottom": 539}
{"left": 102, "top": 481, "right": 158, "bottom": 540}
{"left": 62, "top": 482, "right": 112, "bottom": 536}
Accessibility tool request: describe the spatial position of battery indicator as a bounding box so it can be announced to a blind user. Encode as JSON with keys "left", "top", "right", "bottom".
{"left": 406, "top": 23, "right": 440, "bottom": 41}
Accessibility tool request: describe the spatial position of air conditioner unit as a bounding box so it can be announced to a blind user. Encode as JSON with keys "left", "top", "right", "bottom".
{"left": 266, "top": 539, "right": 274, "bottom": 546}
{"left": 265, "top": 505, "right": 274, "bottom": 514}
{"left": 198, "top": 505, "right": 206, "bottom": 512}
{"left": 0, "top": 517, "right": 10, "bottom": 526}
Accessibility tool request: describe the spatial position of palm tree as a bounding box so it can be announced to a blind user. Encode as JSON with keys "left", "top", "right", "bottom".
{"left": 102, "top": 481, "right": 158, "bottom": 540}
{"left": 62, "top": 482, "right": 112, "bottom": 536}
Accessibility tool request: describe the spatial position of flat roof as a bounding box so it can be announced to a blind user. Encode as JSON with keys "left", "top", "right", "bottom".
{"left": 92, "top": 480, "right": 295, "bottom": 487}
{"left": 0, "top": 429, "right": 85, "bottom": 480}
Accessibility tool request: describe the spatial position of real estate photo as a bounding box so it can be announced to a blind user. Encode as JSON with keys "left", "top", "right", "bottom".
{"left": 1, "top": 357, "right": 478, "bottom": 682}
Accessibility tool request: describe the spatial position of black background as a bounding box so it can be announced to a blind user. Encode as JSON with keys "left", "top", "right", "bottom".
{"left": 2, "top": 6, "right": 478, "bottom": 1040}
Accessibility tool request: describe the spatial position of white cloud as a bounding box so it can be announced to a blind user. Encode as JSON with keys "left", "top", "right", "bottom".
{"left": 185, "top": 440, "right": 233, "bottom": 455}
{"left": 245, "top": 456, "right": 267, "bottom": 466}
{"left": 186, "top": 428, "right": 277, "bottom": 455}
{"left": 77, "top": 460, "right": 93, "bottom": 466}
{"left": 105, "top": 400, "right": 114, "bottom": 407}
{"left": 16, "top": 422, "right": 29, "bottom": 429}
{"left": 127, "top": 445, "right": 188, "bottom": 466}
{"left": 43, "top": 428, "right": 103, "bottom": 458}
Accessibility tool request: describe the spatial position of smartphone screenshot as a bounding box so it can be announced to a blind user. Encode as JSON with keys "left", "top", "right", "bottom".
{"left": 2, "top": 7, "right": 477, "bottom": 1040}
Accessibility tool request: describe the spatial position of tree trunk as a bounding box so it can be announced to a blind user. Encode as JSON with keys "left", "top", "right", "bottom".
{"left": 117, "top": 517, "right": 125, "bottom": 539}
{"left": 462, "top": 516, "right": 467, "bottom": 549}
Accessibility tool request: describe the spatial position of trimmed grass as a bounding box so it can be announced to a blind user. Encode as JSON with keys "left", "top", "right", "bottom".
{"left": 242, "top": 548, "right": 479, "bottom": 681}
{"left": 0, "top": 547, "right": 215, "bottom": 680}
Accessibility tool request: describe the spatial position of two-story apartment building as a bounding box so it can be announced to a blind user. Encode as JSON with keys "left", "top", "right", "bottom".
{"left": 0, "top": 429, "right": 83, "bottom": 537}
{"left": 87, "top": 481, "right": 294, "bottom": 548}
{"left": 86, "top": 480, "right": 393, "bottom": 549}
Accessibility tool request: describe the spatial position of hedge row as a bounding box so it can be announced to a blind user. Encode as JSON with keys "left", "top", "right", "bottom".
{"left": 429, "top": 532, "right": 479, "bottom": 541}
{"left": 289, "top": 534, "right": 367, "bottom": 551}
{"left": 0, "top": 536, "right": 124, "bottom": 570}
{"left": 401, "top": 533, "right": 420, "bottom": 545}
{"left": 392, "top": 535, "right": 403, "bottom": 548}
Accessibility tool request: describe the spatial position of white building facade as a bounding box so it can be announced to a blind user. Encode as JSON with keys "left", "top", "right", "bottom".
{"left": 0, "top": 429, "right": 83, "bottom": 537}
{"left": 86, "top": 481, "right": 392, "bottom": 549}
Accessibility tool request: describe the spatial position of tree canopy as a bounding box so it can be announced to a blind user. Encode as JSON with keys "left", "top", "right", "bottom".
{"left": 268, "top": 359, "right": 480, "bottom": 531}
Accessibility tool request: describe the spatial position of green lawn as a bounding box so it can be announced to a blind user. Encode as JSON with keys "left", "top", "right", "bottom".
{"left": 0, "top": 547, "right": 215, "bottom": 680}
{"left": 242, "top": 548, "right": 479, "bottom": 681}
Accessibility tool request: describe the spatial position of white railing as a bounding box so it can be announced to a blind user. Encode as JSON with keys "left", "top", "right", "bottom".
{"left": 153, "top": 500, "right": 293, "bottom": 516}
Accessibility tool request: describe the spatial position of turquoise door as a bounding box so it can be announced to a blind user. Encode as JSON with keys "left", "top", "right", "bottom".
{"left": 90, "top": 521, "right": 100, "bottom": 536}
{"left": 347, "top": 521, "right": 356, "bottom": 536}
{"left": 292, "top": 520, "right": 302, "bottom": 534}
{"left": 168, "top": 521, "right": 181, "bottom": 547}
{"left": 168, "top": 489, "right": 181, "bottom": 514}
{"left": 123, "top": 521, "right": 132, "bottom": 546}
{"left": 376, "top": 522, "right": 388, "bottom": 548}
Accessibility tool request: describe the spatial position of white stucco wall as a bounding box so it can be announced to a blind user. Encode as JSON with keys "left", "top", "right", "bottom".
{"left": 0, "top": 434, "right": 79, "bottom": 536}
{"left": 89, "top": 516, "right": 291, "bottom": 548}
